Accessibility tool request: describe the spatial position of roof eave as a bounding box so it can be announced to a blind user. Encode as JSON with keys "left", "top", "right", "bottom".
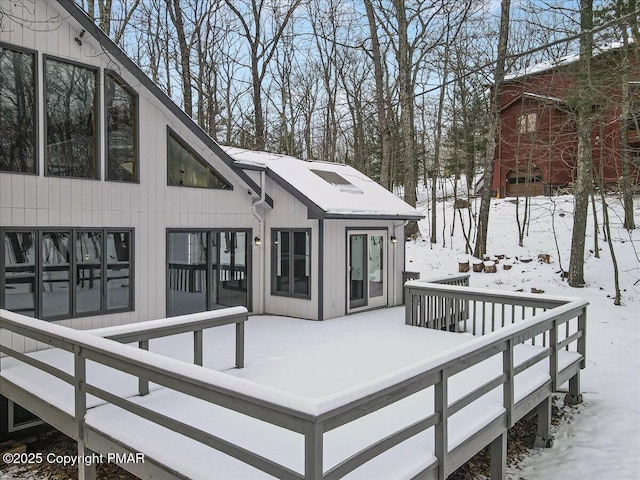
{"left": 322, "top": 213, "right": 425, "bottom": 221}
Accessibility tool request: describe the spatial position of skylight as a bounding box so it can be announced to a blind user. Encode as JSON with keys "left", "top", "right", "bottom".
{"left": 311, "top": 169, "right": 363, "bottom": 194}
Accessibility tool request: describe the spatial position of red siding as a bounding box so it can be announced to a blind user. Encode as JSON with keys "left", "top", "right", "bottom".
{"left": 493, "top": 48, "right": 640, "bottom": 197}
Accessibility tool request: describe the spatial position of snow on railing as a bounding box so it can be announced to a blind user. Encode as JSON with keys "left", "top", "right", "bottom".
{"left": 405, "top": 278, "right": 581, "bottom": 343}
{"left": 0, "top": 290, "right": 588, "bottom": 480}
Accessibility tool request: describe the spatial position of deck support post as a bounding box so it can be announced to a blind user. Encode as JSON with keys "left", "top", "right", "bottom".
{"left": 533, "top": 396, "right": 554, "bottom": 448}
{"left": 564, "top": 372, "right": 583, "bottom": 405}
{"left": 304, "top": 421, "right": 323, "bottom": 479}
{"left": 77, "top": 441, "right": 97, "bottom": 480}
{"left": 490, "top": 432, "right": 507, "bottom": 480}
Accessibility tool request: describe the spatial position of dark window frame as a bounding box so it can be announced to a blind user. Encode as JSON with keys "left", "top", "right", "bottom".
{"left": 105, "top": 70, "right": 139, "bottom": 183}
{"left": 270, "top": 228, "right": 312, "bottom": 300}
{"left": 0, "top": 227, "right": 134, "bottom": 321}
{"left": 344, "top": 226, "right": 389, "bottom": 314}
{"left": 43, "top": 54, "right": 100, "bottom": 180}
{"left": 165, "top": 228, "right": 252, "bottom": 317}
{"left": 166, "top": 127, "right": 233, "bottom": 190}
{"left": 0, "top": 42, "right": 38, "bottom": 176}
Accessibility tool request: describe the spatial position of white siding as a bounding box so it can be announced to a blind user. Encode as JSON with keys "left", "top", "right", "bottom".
{"left": 322, "top": 219, "right": 406, "bottom": 320}
{"left": 0, "top": 0, "right": 415, "bottom": 355}
{"left": 0, "top": 1, "right": 261, "bottom": 348}
{"left": 262, "top": 179, "right": 318, "bottom": 320}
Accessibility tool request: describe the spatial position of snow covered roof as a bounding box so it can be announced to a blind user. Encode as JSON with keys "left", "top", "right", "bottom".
{"left": 505, "top": 41, "right": 632, "bottom": 81}
{"left": 223, "top": 147, "right": 423, "bottom": 220}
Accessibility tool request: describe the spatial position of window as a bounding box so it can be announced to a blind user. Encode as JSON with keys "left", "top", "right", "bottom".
{"left": 272, "top": 229, "right": 310, "bottom": 298}
{"left": 2, "top": 231, "right": 36, "bottom": 317}
{"left": 106, "top": 72, "right": 137, "bottom": 182}
{"left": 167, "top": 129, "right": 232, "bottom": 189}
{"left": 0, "top": 45, "right": 36, "bottom": 174}
{"left": 167, "top": 230, "right": 249, "bottom": 317}
{"left": 1, "top": 228, "right": 133, "bottom": 320}
{"left": 517, "top": 112, "right": 537, "bottom": 134}
{"left": 45, "top": 57, "right": 98, "bottom": 178}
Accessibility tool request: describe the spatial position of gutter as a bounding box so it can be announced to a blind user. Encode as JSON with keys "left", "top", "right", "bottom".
{"left": 252, "top": 171, "right": 268, "bottom": 314}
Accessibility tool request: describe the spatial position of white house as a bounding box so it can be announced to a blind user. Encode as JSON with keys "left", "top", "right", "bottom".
{"left": 0, "top": 0, "right": 422, "bottom": 332}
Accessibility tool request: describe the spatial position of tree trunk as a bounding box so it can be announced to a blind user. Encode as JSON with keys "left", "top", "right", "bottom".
{"left": 251, "top": 54, "right": 266, "bottom": 150}
{"left": 364, "top": 0, "right": 392, "bottom": 191}
{"left": 568, "top": 0, "right": 593, "bottom": 288}
{"left": 393, "top": 0, "right": 418, "bottom": 237}
{"left": 474, "top": 0, "right": 510, "bottom": 258}
{"left": 620, "top": 34, "right": 635, "bottom": 230}
{"left": 166, "top": 0, "right": 193, "bottom": 117}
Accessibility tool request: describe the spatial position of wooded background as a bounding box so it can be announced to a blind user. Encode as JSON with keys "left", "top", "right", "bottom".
{"left": 4, "top": 0, "right": 636, "bottom": 293}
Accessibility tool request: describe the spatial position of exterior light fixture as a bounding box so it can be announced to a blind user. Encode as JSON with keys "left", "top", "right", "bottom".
{"left": 254, "top": 237, "right": 262, "bottom": 245}
{"left": 390, "top": 235, "right": 398, "bottom": 244}
{"left": 74, "top": 29, "right": 85, "bottom": 46}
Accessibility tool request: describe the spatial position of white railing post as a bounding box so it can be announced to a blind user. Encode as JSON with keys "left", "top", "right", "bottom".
{"left": 304, "top": 421, "right": 323, "bottom": 479}
{"left": 503, "top": 339, "right": 514, "bottom": 428}
{"left": 194, "top": 330, "right": 203, "bottom": 366}
{"left": 578, "top": 307, "right": 587, "bottom": 368}
{"left": 138, "top": 340, "right": 149, "bottom": 395}
{"left": 550, "top": 320, "right": 558, "bottom": 391}
{"left": 434, "top": 370, "right": 448, "bottom": 480}
{"left": 236, "top": 320, "right": 245, "bottom": 368}
{"left": 74, "top": 346, "right": 96, "bottom": 480}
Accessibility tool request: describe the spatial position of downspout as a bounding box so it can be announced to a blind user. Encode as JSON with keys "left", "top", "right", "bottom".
{"left": 252, "top": 171, "right": 267, "bottom": 313}
{"left": 392, "top": 220, "right": 409, "bottom": 305}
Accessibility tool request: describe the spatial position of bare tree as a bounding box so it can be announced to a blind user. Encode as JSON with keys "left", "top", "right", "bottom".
{"left": 364, "top": 0, "right": 393, "bottom": 190}
{"left": 81, "top": 0, "right": 140, "bottom": 44}
{"left": 474, "top": 0, "right": 511, "bottom": 258}
{"left": 224, "top": 0, "right": 302, "bottom": 150}
{"left": 568, "top": 0, "right": 594, "bottom": 288}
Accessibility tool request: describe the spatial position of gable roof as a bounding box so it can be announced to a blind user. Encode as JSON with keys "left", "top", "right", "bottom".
{"left": 223, "top": 147, "right": 424, "bottom": 220}
{"left": 505, "top": 41, "right": 633, "bottom": 83}
{"left": 501, "top": 91, "right": 565, "bottom": 112}
{"left": 53, "top": 0, "right": 272, "bottom": 207}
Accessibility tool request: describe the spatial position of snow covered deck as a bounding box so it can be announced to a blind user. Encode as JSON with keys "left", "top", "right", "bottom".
{"left": 0, "top": 283, "right": 588, "bottom": 480}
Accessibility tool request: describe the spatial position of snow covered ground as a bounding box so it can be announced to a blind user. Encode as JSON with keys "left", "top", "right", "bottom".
{"left": 408, "top": 192, "right": 640, "bottom": 479}
{"left": 1, "top": 192, "right": 638, "bottom": 480}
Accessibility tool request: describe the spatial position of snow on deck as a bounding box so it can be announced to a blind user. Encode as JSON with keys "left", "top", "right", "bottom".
{"left": 0, "top": 308, "right": 580, "bottom": 479}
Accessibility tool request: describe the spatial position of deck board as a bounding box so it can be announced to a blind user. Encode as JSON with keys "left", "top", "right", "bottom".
{"left": 0, "top": 308, "right": 581, "bottom": 479}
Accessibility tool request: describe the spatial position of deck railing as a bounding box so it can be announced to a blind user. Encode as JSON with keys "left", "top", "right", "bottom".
{"left": 405, "top": 277, "right": 576, "bottom": 343}
{"left": 89, "top": 307, "right": 247, "bottom": 395}
{"left": 0, "top": 286, "right": 588, "bottom": 480}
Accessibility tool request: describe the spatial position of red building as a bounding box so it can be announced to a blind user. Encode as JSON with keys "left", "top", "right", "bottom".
{"left": 492, "top": 43, "right": 640, "bottom": 197}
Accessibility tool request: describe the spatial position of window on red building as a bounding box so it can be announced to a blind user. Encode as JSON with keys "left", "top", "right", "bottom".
{"left": 517, "top": 112, "right": 538, "bottom": 134}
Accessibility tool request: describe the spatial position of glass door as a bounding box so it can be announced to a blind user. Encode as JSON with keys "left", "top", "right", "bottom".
{"left": 347, "top": 231, "right": 387, "bottom": 312}
{"left": 211, "top": 231, "right": 248, "bottom": 308}
{"left": 167, "top": 229, "right": 249, "bottom": 317}
{"left": 349, "top": 234, "right": 367, "bottom": 309}
{"left": 367, "top": 234, "right": 386, "bottom": 308}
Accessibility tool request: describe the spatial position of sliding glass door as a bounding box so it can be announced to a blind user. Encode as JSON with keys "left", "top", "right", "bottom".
{"left": 167, "top": 230, "right": 250, "bottom": 317}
